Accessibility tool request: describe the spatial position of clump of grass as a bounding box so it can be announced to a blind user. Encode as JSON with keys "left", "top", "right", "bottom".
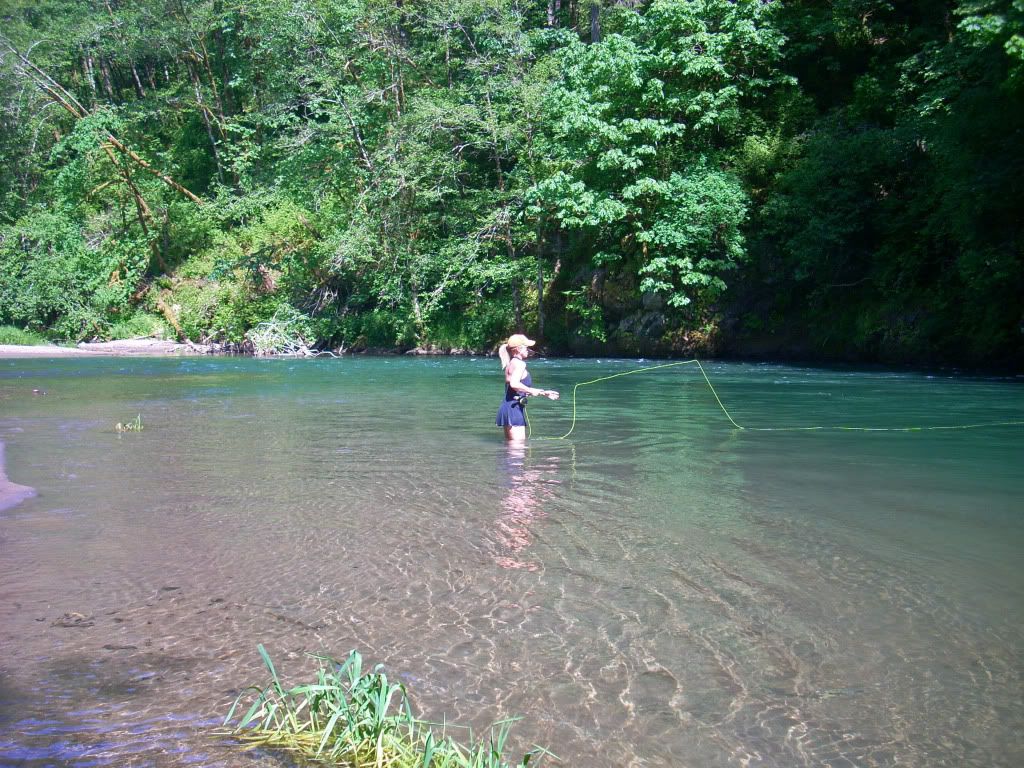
{"left": 224, "top": 645, "right": 552, "bottom": 767}
{"left": 115, "top": 414, "right": 144, "bottom": 433}
{"left": 0, "top": 325, "right": 48, "bottom": 345}
{"left": 106, "top": 312, "right": 171, "bottom": 341}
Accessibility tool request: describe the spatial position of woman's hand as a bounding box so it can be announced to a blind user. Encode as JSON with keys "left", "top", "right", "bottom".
{"left": 544, "top": 390, "right": 560, "bottom": 400}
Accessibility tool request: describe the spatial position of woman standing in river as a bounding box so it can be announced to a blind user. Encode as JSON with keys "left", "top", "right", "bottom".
{"left": 496, "top": 333, "right": 559, "bottom": 441}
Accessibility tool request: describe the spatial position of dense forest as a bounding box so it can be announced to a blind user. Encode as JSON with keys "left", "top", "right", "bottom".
{"left": 1, "top": 0, "right": 1021, "bottom": 365}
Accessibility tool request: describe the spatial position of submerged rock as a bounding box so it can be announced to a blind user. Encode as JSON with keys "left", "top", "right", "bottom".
{"left": 52, "top": 612, "right": 95, "bottom": 628}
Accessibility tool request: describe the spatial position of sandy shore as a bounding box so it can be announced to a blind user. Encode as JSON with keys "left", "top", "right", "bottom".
{"left": 0, "top": 339, "right": 216, "bottom": 358}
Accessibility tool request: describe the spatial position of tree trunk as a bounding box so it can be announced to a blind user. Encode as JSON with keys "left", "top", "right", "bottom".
{"left": 409, "top": 269, "right": 426, "bottom": 341}
{"left": 156, "top": 293, "right": 185, "bottom": 340}
{"left": 187, "top": 58, "right": 224, "bottom": 183}
{"left": 513, "top": 282, "right": 523, "bottom": 330}
{"left": 590, "top": 1, "right": 601, "bottom": 43}
{"left": 130, "top": 63, "right": 145, "bottom": 98}
{"left": 160, "top": 209, "right": 171, "bottom": 273}
{"left": 483, "top": 89, "right": 522, "bottom": 333}
{"left": 197, "top": 39, "right": 225, "bottom": 125}
{"left": 214, "top": 0, "right": 232, "bottom": 115}
{"left": 537, "top": 245, "right": 545, "bottom": 339}
{"left": 83, "top": 52, "right": 98, "bottom": 108}
{"left": 99, "top": 143, "right": 164, "bottom": 272}
{"left": 174, "top": 0, "right": 226, "bottom": 123}
{"left": 100, "top": 57, "right": 115, "bottom": 98}
{"left": 104, "top": 0, "right": 144, "bottom": 97}
{"left": 445, "top": 32, "right": 452, "bottom": 87}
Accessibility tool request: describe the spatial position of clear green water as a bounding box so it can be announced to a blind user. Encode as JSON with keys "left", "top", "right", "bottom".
{"left": 0, "top": 356, "right": 1022, "bottom": 767}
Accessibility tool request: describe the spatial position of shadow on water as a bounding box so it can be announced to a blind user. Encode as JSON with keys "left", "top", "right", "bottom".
{"left": 0, "top": 650, "right": 227, "bottom": 767}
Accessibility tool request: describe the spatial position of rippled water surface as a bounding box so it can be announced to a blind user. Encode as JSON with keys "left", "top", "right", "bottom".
{"left": 1, "top": 356, "right": 1022, "bottom": 767}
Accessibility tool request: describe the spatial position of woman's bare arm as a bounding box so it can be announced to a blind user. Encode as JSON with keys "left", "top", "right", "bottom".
{"left": 508, "top": 359, "right": 559, "bottom": 399}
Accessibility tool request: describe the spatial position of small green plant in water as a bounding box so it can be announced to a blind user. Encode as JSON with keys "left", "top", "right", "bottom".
{"left": 115, "top": 414, "right": 144, "bottom": 433}
{"left": 224, "top": 645, "right": 553, "bottom": 767}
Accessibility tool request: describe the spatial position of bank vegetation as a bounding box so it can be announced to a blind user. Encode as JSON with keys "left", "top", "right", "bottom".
{"left": 2, "top": 1, "right": 1021, "bottom": 365}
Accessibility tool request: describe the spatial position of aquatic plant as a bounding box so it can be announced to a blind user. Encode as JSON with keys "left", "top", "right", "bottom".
{"left": 224, "top": 645, "right": 551, "bottom": 767}
{"left": 115, "top": 414, "right": 143, "bottom": 432}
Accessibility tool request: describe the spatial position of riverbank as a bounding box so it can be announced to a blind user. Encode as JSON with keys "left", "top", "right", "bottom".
{"left": 0, "top": 339, "right": 218, "bottom": 358}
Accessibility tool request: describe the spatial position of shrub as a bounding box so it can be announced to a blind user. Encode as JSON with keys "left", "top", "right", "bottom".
{"left": 0, "top": 325, "right": 48, "bottom": 345}
{"left": 106, "top": 313, "right": 171, "bottom": 341}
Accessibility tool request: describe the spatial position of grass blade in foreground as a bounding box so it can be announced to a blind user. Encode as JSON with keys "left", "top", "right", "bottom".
{"left": 224, "top": 647, "right": 555, "bottom": 767}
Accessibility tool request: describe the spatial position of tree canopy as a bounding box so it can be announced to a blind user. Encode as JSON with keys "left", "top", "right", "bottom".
{"left": 1, "top": 0, "right": 1020, "bottom": 366}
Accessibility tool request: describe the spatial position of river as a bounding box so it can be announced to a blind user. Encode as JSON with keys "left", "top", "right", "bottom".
{"left": 1, "top": 356, "right": 1021, "bottom": 767}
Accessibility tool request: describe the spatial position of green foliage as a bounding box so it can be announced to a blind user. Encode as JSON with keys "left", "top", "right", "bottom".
{"left": 0, "top": 210, "right": 104, "bottom": 339}
{"left": 106, "top": 312, "right": 170, "bottom": 341}
{"left": 422, "top": 300, "right": 516, "bottom": 351}
{"left": 0, "top": 325, "right": 47, "bottom": 345}
{"left": 563, "top": 287, "right": 607, "bottom": 342}
{"left": 760, "top": 0, "right": 1024, "bottom": 363}
{"left": 225, "top": 645, "right": 549, "bottom": 768}
{"left": 161, "top": 282, "right": 220, "bottom": 342}
{"left": 0, "top": 0, "right": 1020, "bottom": 364}
{"left": 339, "top": 310, "right": 416, "bottom": 351}
{"left": 637, "top": 167, "right": 748, "bottom": 308}
{"left": 527, "top": 0, "right": 789, "bottom": 324}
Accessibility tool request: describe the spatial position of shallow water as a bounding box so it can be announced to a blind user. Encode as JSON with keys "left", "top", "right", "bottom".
{"left": 0, "top": 356, "right": 1022, "bottom": 767}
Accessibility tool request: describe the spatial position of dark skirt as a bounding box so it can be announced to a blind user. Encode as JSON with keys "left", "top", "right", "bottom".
{"left": 496, "top": 371, "right": 531, "bottom": 428}
{"left": 496, "top": 398, "right": 527, "bottom": 427}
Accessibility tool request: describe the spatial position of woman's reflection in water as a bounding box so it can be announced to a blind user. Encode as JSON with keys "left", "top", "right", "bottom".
{"left": 493, "top": 442, "right": 562, "bottom": 571}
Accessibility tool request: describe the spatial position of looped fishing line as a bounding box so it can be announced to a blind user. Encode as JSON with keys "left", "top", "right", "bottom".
{"left": 525, "top": 359, "right": 1024, "bottom": 440}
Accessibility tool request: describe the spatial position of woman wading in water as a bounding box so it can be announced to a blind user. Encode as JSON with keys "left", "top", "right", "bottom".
{"left": 496, "top": 334, "right": 559, "bottom": 441}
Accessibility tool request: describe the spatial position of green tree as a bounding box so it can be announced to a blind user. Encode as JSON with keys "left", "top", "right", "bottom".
{"left": 761, "top": 0, "right": 1023, "bottom": 363}
{"left": 526, "top": 0, "right": 790, "bottom": 342}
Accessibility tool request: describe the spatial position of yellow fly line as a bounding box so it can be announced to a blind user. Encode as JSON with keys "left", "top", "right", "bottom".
{"left": 525, "top": 359, "right": 1024, "bottom": 440}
